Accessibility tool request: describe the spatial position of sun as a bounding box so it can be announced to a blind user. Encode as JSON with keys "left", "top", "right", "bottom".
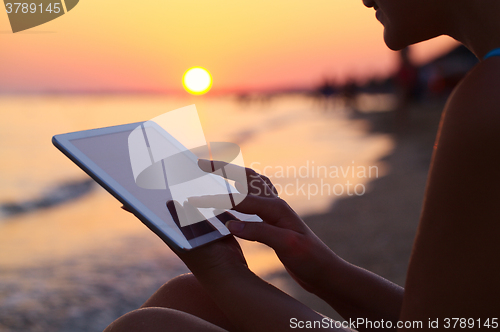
{"left": 182, "top": 67, "right": 213, "bottom": 95}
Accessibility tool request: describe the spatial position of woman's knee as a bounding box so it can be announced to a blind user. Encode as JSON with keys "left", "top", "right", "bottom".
{"left": 142, "top": 273, "right": 204, "bottom": 309}
{"left": 103, "top": 307, "right": 226, "bottom": 332}
{"left": 140, "top": 274, "right": 237, "bottom": 331}
{"left": 161, "top": 273, "right": 203, "bottom": 297}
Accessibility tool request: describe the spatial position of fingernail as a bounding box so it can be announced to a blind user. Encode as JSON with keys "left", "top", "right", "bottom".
{"left": 226, "top": 221, "right": 245, "bottom": 233}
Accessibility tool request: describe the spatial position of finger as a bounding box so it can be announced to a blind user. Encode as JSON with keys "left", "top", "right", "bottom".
{"left": 198, "top": 159, "right": 249, "bottom": 195}
{"left": 189, "top": 193, "right": 259, "bottom": 212}
{"left": 198, "top": 159, "right": 256, "bottom": 184}
{"left": 234, "top": 175, "right": 273, "bottom": 197}
{"left": 199, "top": 159, "right": 275, "bottom": 197}
{"left": 260, "top": 175, "right": 279, "bottom": 196}
{"left": 225, "top": 220, "right": 296, "bottom": 253}
{"left": 188, "top": 194, "right": 292, "bottom": 226}
{"left": 198, "top": 159, "right": 241, "bottom": 175}
{"left": 234, "top": 181, "right": 247, "bottom": 193}
{"left": 247, "top": 174, "right": 276, "bottom": 197}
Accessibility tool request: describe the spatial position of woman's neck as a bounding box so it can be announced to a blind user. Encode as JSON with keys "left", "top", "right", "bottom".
{"left": 447, "top": 1, "right": 500, "bottom": 59}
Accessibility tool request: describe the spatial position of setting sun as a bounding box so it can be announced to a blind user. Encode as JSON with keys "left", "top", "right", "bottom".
{"left": 182, "top": 67, "right": 213, "bottom": 95}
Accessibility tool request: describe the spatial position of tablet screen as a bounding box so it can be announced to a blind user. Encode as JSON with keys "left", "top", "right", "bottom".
{"left": 70, "top": 129, "right": 227, "bottom": 241}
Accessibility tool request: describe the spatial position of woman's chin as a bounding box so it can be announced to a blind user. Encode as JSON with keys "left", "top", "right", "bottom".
{"left": 383, "top": 27, "right": 444, "bottom": 51}
{"left": 383, "top": 30, "right": 409, "bottom": 51}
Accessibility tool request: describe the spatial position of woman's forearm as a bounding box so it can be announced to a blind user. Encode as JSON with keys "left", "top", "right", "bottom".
{"left": 193, "top": 264, "right": 346, "bottom": 332}
{"left": 314, "top": 257, "right": 404, "bottom": 330}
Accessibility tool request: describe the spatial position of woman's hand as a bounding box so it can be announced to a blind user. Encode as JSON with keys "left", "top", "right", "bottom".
{"left": 166, "top": 200, "right": 249, "bottom": 278}
{"left": 122, "top": 201, "right": 249, "bottom": 280}
{"left": 189, "top": 159, "right": 342, "bottom": 294}
{"left": 122, "top": 199, "right": 336, "bottom": 332}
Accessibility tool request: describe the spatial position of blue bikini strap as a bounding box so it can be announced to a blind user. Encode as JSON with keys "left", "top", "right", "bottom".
{"left": 484, "top": 48, "right": 500, "bottom": 60}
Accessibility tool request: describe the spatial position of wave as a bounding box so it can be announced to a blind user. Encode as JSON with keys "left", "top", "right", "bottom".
{"left": 0, "top": 179, "right": 95, "bottom": 219}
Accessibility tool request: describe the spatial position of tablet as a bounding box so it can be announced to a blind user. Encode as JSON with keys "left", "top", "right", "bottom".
{"left": 52, "top": 121, "right": 260, "bottom": 251}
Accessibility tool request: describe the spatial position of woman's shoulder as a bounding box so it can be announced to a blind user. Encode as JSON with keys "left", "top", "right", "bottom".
{"left": 446, "top": 58, "right": 500, "bottom": 122}
{"left": 458, "top": 56, "right": 500, "bottom": 89}
{"left": 440, "top": 58, "right": 500, "bottom": 145}
{"left": 399, "top": 58, "right": 500, "bottom": 321}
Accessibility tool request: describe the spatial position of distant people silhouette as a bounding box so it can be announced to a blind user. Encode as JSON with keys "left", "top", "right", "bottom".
{"left": 340, "top": 79, "right": 358, "bottom": 112}
{"left": 315, "top": 78, "right": 337, "bottom": 111}
{"left": 394, "top": 47, "right": 419, "bottom": 132}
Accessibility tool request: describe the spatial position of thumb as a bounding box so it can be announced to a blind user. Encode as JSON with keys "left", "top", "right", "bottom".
{"left": 225, "top": 220, "right": 295, "bottom": 253}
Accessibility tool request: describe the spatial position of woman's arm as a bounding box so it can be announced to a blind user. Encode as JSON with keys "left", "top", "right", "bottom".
{"left": 399, "top": 60, "right": 500, "bottom": 324}
{"left": 177, "top": 237, "right": 347, "bottom": 332}
{"left": 190, "top": 255, "right": 342, "bottom": 332}
{"left": 191, "top": 161, "right": 404, "bottom": 330}
{"left": 314, "top": 259, "right": 404, "bottom": 328}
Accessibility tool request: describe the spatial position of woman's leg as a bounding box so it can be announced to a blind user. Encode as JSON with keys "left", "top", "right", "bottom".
{"left": 140, "top": 273, "right": 237, "bottom": 331}
{"left": 103, "top": 307, "right": 228, "bottom": 332}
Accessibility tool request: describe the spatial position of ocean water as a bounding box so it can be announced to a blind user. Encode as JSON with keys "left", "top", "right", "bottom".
{"left": 0, "top": 94, "right": 394, "bottom": 331}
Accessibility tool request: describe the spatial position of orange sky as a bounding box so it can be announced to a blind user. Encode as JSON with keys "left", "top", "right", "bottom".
{"left": 0, "top": 0, "right": 459, "bottom": 94}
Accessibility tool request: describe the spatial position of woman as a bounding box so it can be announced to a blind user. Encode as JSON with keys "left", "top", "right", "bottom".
{"left": 105, "top": 0, "right": 500, "bottom": 330}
